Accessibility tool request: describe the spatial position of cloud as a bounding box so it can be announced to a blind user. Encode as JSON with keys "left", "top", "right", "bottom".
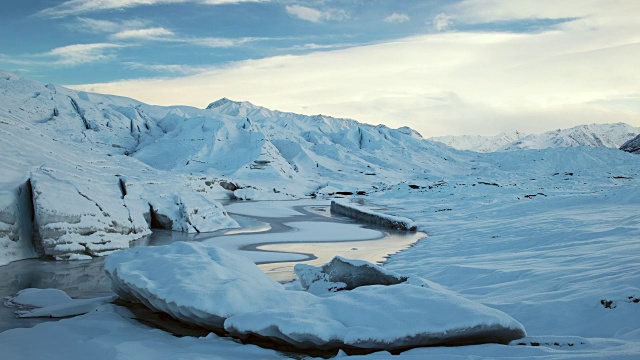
{"left": 124, "top": 62, "right": 216, "bottom": 74}
{"left": 432, "top": 13, "right": 452, "bottom": 31}
{"left": 38, "top": 0, "right": 267, "bottom": 18}
{"left": 68, "top": 17, "right": 260, "bottom": 48}
{"left": 69, "top": 1, "right": 640, "bottom": 136}
{"left": 111, "top": 27, "right": 176, "bottom": 41}
{"left": 71, "top": 18, "right": 150, "bottom": 33}
{"left": 384, "top": 12, "right": 410, "bottom": 24}
{"left": 47, "top": 43, "right": 125, "bottom": 65}
{"left": 285, "top": 5, "right": 350, "bottom": 23}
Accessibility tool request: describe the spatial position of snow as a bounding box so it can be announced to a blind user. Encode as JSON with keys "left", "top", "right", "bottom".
{"left": 4, "top": 288, "right": 116, "bottom": 318}
{"left": 431, "top": 123, "right": 640, "bottom": 152}
{"left": 1, "top": 71, "right": 639, "bottom": 358}
{"left": 105, "top": 243, "right": 525, "bottom": 351}
{"left": 224, "top": 200, "right": 304, "bottom": 218}
{"left": 295, "top": 256, "right": 408, "bottom": 294}
{"left": 0, "top": 305, "right": 286, "bottom": 360}
{"left": 330, "top": 199, "right": 417, "bottom": 230}
{"left": 105, "top": 242, "right": 308, "bottom": 328}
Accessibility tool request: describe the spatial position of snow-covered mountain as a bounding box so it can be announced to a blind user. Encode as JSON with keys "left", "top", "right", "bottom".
{"left": 429, "top": 130, "right": 524, "bottom": 153}
{"left": 0, "top": 71, "right": 461, "bottom": 263}
{"left": 2, "top": 71, "right": 640, "bottom": 360}
{"left": 430, "top": 123, "right": 640, "bottom": 152}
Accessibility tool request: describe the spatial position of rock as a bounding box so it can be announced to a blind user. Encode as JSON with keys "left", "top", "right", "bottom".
{"left": 295, "top": 256, "right": 407, "bottom": 294}
{"left": 620, "top": 134, "right": 640, "bottom": 154}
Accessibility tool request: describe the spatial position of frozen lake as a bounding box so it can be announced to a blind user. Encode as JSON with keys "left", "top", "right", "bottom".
{"left": 0, "top": 199, "right": 426, "bottom": 332}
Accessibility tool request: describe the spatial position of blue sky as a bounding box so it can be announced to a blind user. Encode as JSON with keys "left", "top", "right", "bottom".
{"left": 1, "top": 1, "right": 639, "bottom": 136}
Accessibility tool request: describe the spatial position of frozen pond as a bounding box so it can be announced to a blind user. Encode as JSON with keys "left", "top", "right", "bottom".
{"left": 0, "top": 199, "right": 426, "bottom": 332}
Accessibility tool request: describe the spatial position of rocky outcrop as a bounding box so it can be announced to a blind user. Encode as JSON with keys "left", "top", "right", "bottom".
{"left": 620, "top": 134, "right": 640, "bottom": 154}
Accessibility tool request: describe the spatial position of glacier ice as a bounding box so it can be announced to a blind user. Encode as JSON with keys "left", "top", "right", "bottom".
{"left": 105, "top": 243, "right": 526, "bottom": 352}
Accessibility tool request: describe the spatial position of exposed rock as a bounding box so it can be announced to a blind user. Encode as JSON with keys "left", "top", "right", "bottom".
{"left": 620, "top": 134, "right": 640, "bottom": 154}
{"left": 295, "top": 256, "right": 407, "bottom": 294}
{"left": 330, "top": 200, "right": 417, "bottom": 231}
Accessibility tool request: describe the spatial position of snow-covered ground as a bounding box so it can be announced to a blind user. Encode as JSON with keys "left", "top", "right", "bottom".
{"left": 1, "top": 71, "right": 639, "bottom": 358}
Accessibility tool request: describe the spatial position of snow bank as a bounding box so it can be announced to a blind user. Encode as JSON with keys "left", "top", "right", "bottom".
{"left": 105, "top": 243, "right": 526, "bottom": 352}
{"left": 331, "top": 200, "right": 417, "bottom": 231}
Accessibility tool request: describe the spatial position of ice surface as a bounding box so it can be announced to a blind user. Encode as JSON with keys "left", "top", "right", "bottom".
{"left": 4, "top": 288, "right": 116, "bottom": 318}
{"left": 105, "top": 242, "right": 314, "bottom": 328}
{"left": 227, "top": 284, "right": 526, "bottom": 350}
{"left": 0, "top": 305, "right": 286, "bottom": 360}
{"left": 105, "top": 243, "right": 526, "bottom": 351}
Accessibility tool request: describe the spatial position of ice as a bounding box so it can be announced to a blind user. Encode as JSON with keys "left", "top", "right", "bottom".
{"left": 227, "top": 284, "right": 526, "bottom": 350}
{"left": 0, "top": 305, "right": 286, "bottom": 360}
{"left": 4, "top": 288, "right": 116, "bottom": 318}
{"left": 105, "top": 243, "right": 526, "bottom": 351}
{"left": 1, "top": 72, "right": 639, "bottom": 358}
{"left": 295, "top": 256, "right": 408, "bottom": 294}
{"left": 105, "top": 242, "right": 314, "bottom": 329}
{"left": 330, "top": 200, "right": 417, "bottom": 231}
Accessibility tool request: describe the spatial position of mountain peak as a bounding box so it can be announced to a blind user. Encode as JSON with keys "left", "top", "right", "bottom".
{"left": 206, "top": 97, "right": 243, "bottom": 109}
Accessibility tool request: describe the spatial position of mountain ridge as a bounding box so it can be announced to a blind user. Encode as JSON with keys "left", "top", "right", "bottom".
{"left": 430, "top": 123, "right": 639, "bottom": 152}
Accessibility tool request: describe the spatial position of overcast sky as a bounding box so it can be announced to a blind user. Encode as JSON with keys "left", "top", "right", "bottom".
{"left": 1, "top": 0, "right": 638, "bottom": 136}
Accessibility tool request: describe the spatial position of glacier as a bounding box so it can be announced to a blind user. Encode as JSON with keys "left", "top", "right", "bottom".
{"left": 1, "top": 70, "right": 639, "bottom": 359}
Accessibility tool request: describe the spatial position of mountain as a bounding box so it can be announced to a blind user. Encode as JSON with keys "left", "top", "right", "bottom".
{"left": 620, "top": 134, "right": 640, "bottom": 154}
{"left": 1, "top": 70, "right": 637, "bottom": 266}
{"left": 0, "top": 71, "right": 461, "bottom": 263}
{"left": 429, "top": 130, "right": 524, "bottom": 152}
{"left": 430, "top": 123, "right": 640, "bottom": 152}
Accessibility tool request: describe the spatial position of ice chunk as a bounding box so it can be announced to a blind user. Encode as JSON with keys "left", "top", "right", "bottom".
{"left": 106, "top": 244, "right": 526, "bottom": 352}
{"left": 105, "top": 242, "right": 314, "bottom": 329}
{"left": 226, "top": 284, "right": 527, "bottom": 350}
{"left": 295, "top": 256, "right": 407, "bottom": 294}
{"left": 4, "top": 288, "right": 116, "bottom": 318}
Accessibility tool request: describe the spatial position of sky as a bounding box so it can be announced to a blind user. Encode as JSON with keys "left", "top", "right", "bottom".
{"left": 1, "top": 0, "right": 639, "bottom": 137}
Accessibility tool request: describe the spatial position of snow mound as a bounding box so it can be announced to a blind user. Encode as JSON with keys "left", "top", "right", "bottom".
{"left": 4, "top": 288, "right": 116, "bottom": 318}
{"left": 106, "top": 244, "right": 526, "bottom": 352}
{"left": 620, "top": 134, "right": 640, "bottom": 154}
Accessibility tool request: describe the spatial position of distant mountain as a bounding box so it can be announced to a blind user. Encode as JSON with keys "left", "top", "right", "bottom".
{"left": 429, "top": 130, "right": 524, "bottom": 153}
{"left": 430, "top": 123, "right": 640, "bottom": 153}
{"left": 620, "top": 134, "right": 640, "bottom": 154}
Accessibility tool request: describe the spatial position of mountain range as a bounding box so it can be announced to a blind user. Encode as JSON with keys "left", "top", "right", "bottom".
{"left": 429, "top": 123, "right": 639, "bottom": 152}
